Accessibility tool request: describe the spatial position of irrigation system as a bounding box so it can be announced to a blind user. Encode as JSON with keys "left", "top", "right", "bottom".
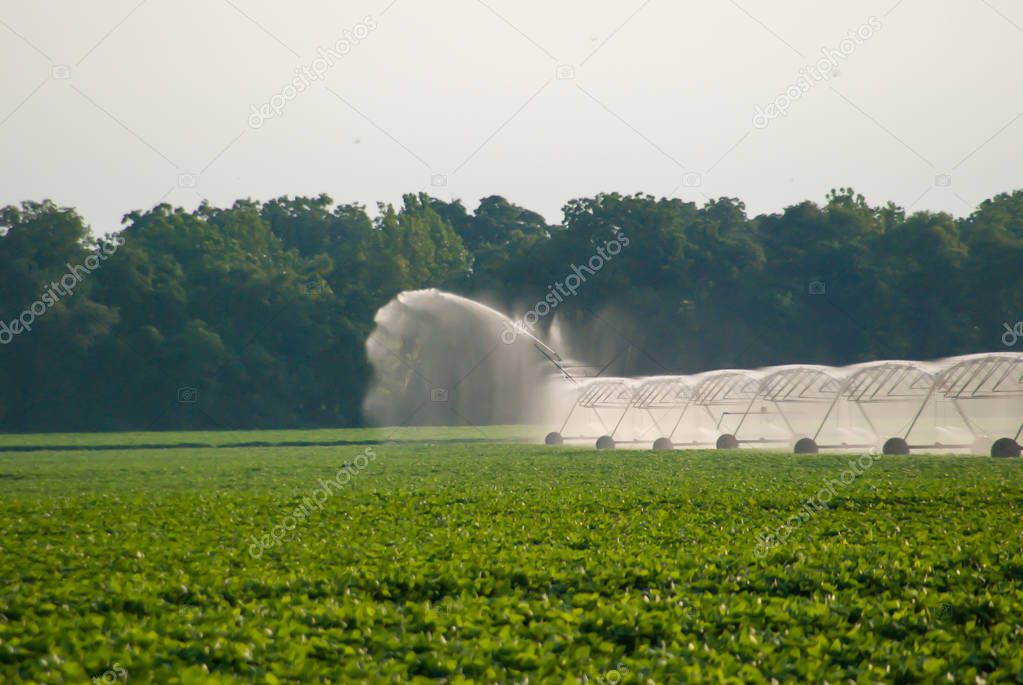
{"left": 366, "top": 290, "right": 1022, "bottom": 458}
{"left": 544, "top": 353, "right": 1023, "bottom": 457}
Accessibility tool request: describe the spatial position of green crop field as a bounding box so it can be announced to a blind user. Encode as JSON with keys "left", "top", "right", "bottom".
{"left": 1, "top": 431, "right": 1022, "bottom": 683}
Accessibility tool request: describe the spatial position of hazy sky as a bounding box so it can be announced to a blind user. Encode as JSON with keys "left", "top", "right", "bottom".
{"left": 2, "top": 0, "right": 1022, "bottom": 233}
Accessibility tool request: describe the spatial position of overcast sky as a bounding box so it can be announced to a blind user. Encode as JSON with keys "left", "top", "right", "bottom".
{"left": 2, "top": 0, "right": 1022, "bottom": 234}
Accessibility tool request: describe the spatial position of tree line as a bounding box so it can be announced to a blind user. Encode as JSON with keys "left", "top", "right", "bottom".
{"left": 1, "top": 188, "right": 1020, "bottom": 431}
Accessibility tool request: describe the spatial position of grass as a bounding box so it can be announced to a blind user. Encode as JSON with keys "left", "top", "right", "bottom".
{"left": 0, "top": 425, "right": 537, "bottom": 450}
{"left": 1, "top": 430, "right": 1022, "bottom": 682}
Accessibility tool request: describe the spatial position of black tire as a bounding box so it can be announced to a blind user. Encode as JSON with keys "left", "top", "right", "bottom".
{"left": 652, "top": 437, "right": 674, "bottom": 451}
{"left": 544, "top": 432, "right": 564, "bottom": 446}
{"left": 882, "top": 437, "right": 910, "bottom": 455}
{"left": 991, "top": 437, "right": 1021, "bottom": 458}
{"left": 716, "top": 434, "right": 738, "bottom": 450}
{"left": 793, "top": 437, "right": 818, "bottom": 454}
{"left": 595, "top": 435, "right": 616, "bottom": 450}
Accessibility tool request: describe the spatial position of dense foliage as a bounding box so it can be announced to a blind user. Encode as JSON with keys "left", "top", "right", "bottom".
{"left": 1, "top": 189, "right": 1021, "bottom": 430}
{"left": 1, "top": 436, "right": 1022, "bottom": 682}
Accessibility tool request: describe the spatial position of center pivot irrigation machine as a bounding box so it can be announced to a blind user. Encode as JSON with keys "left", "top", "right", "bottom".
{"left": 672, "top": 370, "right": 763, "bottom": 450}
{"left": 929, "top": 353, "right": 1023, "bottom": 457}
{"left": 544, "top": 378, "right": 634, "bottom": 449}
{"left": 540, "top": 351, "right": 1023, "bottom": 457}
{"left": 811, "top": 361, "right": 940, "bottom": 455}
{"left": 732, "top": 365, "right": 844, "bottom": 454}
{"left": 607, "top": 376, "right": 691, "bottom": 450}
